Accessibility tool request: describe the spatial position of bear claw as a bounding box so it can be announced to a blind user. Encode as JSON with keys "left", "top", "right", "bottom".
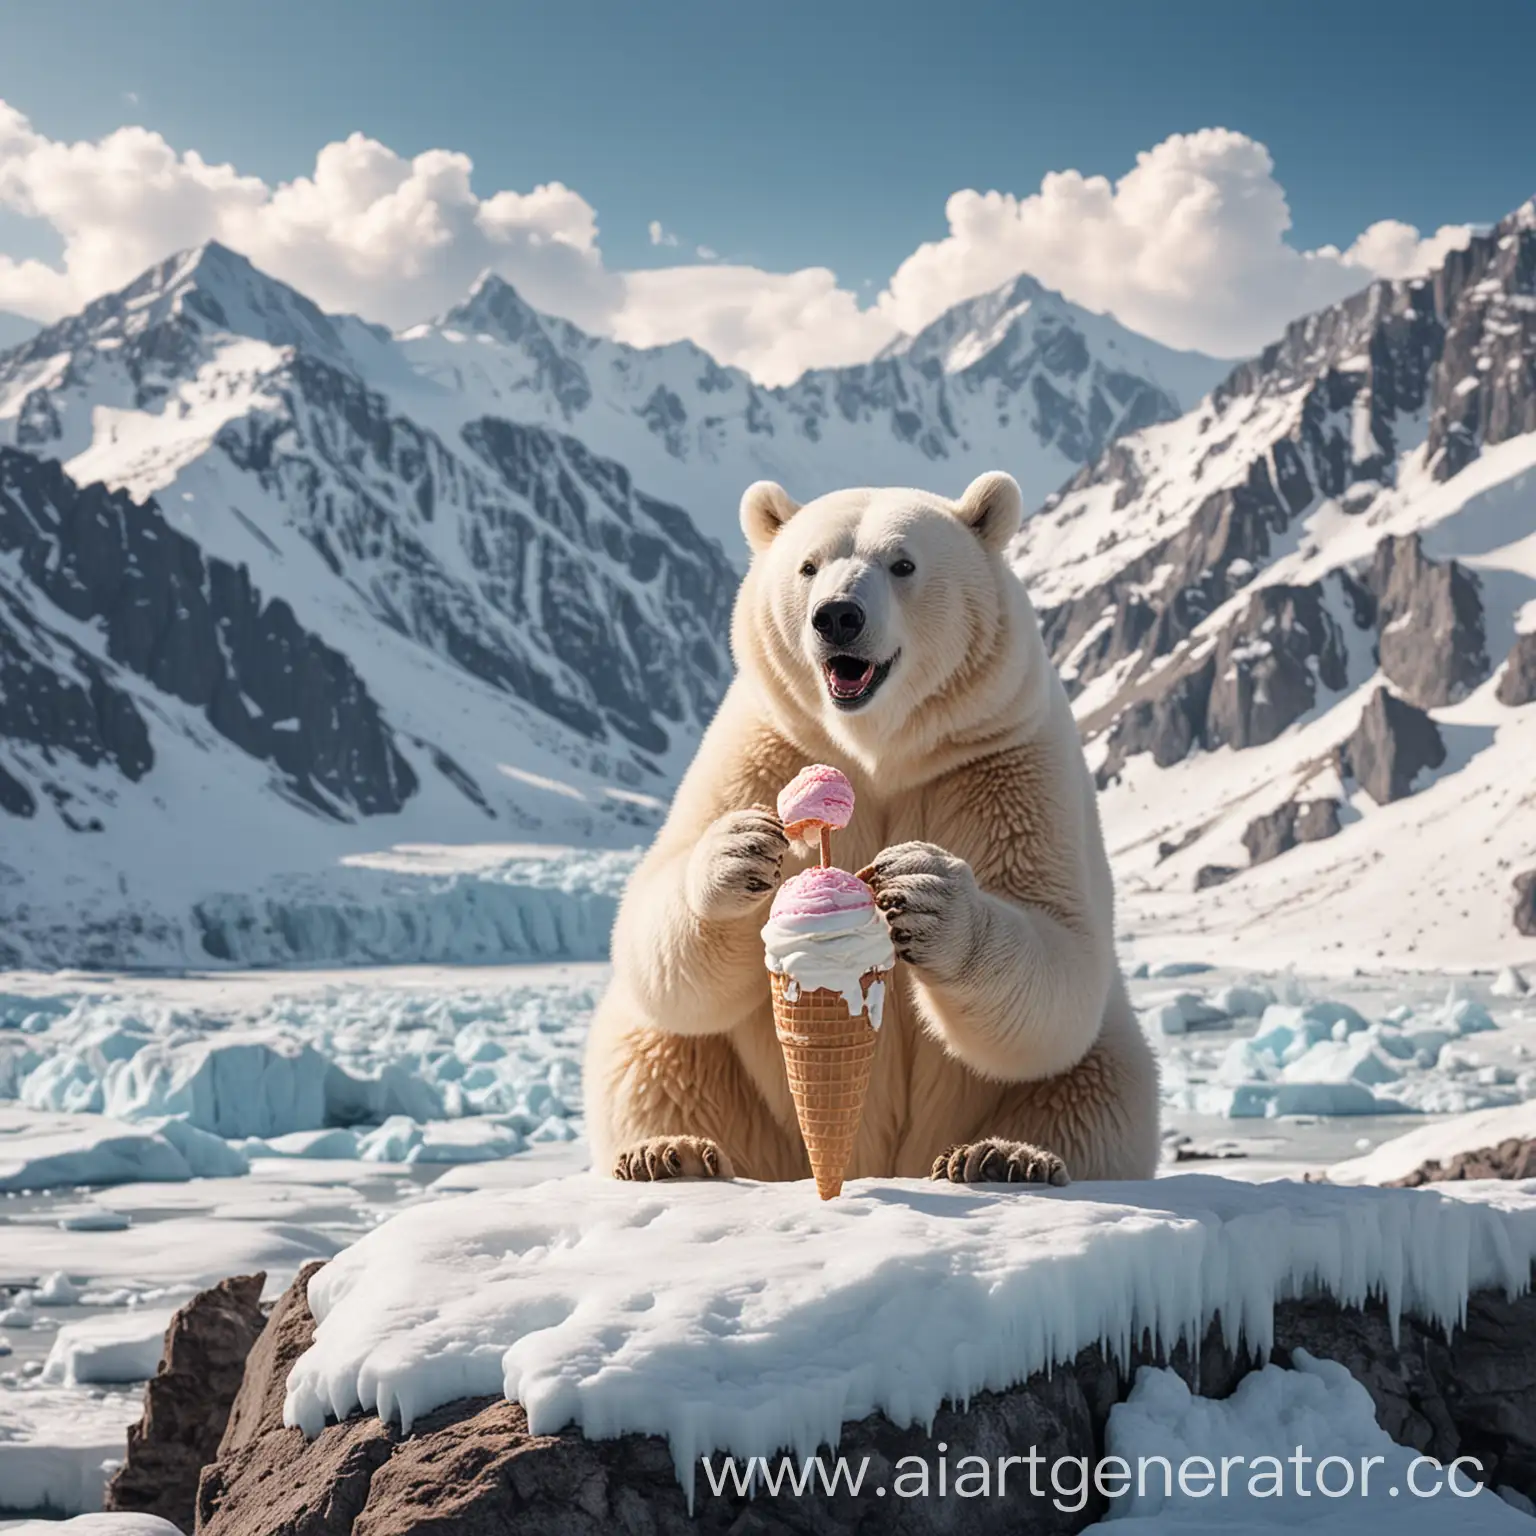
{"left": 613, "top": 1136, "right": 735, "bottom": 1182}
{"left": 930, "top": 1139, "right": 1070, "bottom": 1186}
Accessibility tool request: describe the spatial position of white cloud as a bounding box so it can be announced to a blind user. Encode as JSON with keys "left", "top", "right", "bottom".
{"left": 617, "top": 264, "right": 896, "bottom": 383}
{"left": 0, "top": 103, "right": 1478, "bottom": 384}
{"left": 0, "top": 102, "right": 620, "bottom": 333}
{"left": 873, "top": 129, "right": 1473, "bottom": 357}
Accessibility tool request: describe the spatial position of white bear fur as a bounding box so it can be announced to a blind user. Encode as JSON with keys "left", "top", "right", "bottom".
{"left": 585, "top": 473, "right": 1160, "bottom": 1183}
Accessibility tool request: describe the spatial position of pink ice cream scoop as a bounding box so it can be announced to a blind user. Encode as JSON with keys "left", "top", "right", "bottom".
{"left": 776, "top": 764, "right": 855, "bottom": 839}
{"left": 770, "top": 866, "right": 875, "bottom": 922}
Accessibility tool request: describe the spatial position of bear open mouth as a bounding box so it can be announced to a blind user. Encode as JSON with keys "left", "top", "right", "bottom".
{"left": 823, "top": 652, "right": 897, "bottom": 710}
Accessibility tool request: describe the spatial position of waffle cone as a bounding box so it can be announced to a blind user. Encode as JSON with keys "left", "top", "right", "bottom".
{"left": 770, "top": 968, "right": 885, "bottom": 1199}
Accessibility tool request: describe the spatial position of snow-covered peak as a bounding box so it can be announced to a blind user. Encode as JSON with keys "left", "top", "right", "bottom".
{"left": 440, "top": 270, "right": 566, "bottom": 347}
{"left": 0, "top": 241, "right": 383, "bottom": 387}
{"left": 882, "top": 269, "right": 1229, "bottom": 407}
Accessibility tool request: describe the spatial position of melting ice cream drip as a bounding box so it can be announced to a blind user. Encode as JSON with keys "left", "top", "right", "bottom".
{"left": 761, "top": 867, "right": 894, "bottom": 1022}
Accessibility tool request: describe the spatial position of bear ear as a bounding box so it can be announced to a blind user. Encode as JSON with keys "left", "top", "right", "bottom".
{"left": 739, "top": 481, "right": 801, "bottom": 553}
{"left": 953, "top": 472, "right": 1023, "bottom": 553}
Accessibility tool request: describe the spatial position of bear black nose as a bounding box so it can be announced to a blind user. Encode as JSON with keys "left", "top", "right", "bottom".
{"left": 812, "top": 598, "right": 866, "bottom": 646}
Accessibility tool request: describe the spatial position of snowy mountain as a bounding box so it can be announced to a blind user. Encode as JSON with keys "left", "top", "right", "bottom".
{"left": 0, "top": 242, "right": 1223, "bottom": 965}
{"left": 400, "top": 268, "right": 1225, "bottom": 553}
{"left": 1015, "top": 199, "right": 1536, "bottom": 970}
{"left": 0, "top": 245, "right": 739, "bottom": 963}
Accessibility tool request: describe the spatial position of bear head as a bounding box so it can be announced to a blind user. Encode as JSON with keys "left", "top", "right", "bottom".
{"left": 732, "top": 473, "right": 1040, "bottom": 770}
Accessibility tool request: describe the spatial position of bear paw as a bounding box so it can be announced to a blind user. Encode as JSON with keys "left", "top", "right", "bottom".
{"left": 858, "top": 840, "right": 978, "bottom": 978}
{"left": 930, "top": 1139, "right": 1070, "bottom": 1186}
{"left": 685, "top": 807, "right": 789, "bottom": 921}
{"left": 613, "top": 1136, "right": 736, "bottom": 1181}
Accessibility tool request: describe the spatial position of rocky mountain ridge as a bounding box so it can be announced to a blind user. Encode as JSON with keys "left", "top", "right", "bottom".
{"left": 1018, "top": 199, "right": 1536, "bottom": 968}
{"left": 407, "top": 264, "right": 1225, "bottom": 552}
{"left": 0, "top": 246, "right": 744, "bottom": 963}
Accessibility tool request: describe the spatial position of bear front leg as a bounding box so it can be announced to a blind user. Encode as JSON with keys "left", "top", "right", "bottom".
{"left": 860, "top": 840, "right": 1112, "bottom": 1083}
{"left": 609, "top": 807, "right": 788, "bottom": 1037}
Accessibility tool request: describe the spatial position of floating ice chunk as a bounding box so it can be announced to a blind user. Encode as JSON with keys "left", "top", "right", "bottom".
{"left": 1491, "top": 966, "right": 1530, "bottom": 999}
{"left": 150, "top": 1117, "right": 251, "bottom": 1178}
{"left": 1209, "top": 983, "right": 1275, "bottom": 1019}
{"left": 1147, "top": 961, "right": 1216, "bottom": 978}
{"left": 35, "top": 1271, "right": 83, "bottom": 1306}
{"left": 41, "top": 1307, "right": 174, "bottom": 1386}
{"left": 1141, "top": 991, "right": 1230, "bottom": 1036}
{"left": 103, "top": 1039, "right": 330, "bottom": 1139}
{"left": 1444, "top": 997, "right": 1498, "bottom": 1036}
{"left": 243, "top": 1128, "right": 361, "bottom": 1160}
{"left": 0, "top": 1291, "right": 35, "bottom": 1327}
{"left": 325, "top": 1062, "right": 444, "bottom": 1128}
{"left": 1389, "top": 1078, "right": 1521, "bottom": 1115}
{"left": 56, "top": 1206, "right": 133, "bottom": 1233}
{"left": 355, "top": 1115, "right": 526, "bottom": 1165}
{"left": 1280, "top": 1034, "right": 1402, "bottom": 1088}
{"left": 0, "top": 1108, "right": 201, "bottom": 1192}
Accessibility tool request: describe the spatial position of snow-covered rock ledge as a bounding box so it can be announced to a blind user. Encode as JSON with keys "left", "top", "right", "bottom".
{"left": 281, "top": 1174, "right": 1536, "bottom": 1485}
{"left": 178, "top": 1174, "right": 1536, "bottom": 1536}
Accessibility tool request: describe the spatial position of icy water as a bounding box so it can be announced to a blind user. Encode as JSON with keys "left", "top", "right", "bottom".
{"left": 0, "top": 959, "right": 1532, "bottom": 1514}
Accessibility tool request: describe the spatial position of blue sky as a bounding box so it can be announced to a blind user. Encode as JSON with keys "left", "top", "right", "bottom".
{"left": 1, "top": 0, "right": 1533, "bottom": 379}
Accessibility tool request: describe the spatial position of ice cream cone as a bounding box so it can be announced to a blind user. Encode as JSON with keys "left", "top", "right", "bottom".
{"left": 771, "top": 968, "right": 885, "bottom": 1199}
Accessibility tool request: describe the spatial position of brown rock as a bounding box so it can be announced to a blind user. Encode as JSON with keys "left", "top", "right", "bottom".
{"left": 105, "top": 1272, "right": 268, "bottom": 1533}
{"left": 1516, "top": 870, "right": 1536, "bottom": 938}
{"left": 188, "top": 1264, "right": 1536, "bottom": 1534}
{"left": 1496, "top": 631, "right": 1536, "bottom": 707}
{"left": 1387, "top": 1137, "right": 1536, "bottom": 1187}
{"left": 1370, "top": 533, "right": 1489, "bottom": 708}
{"left": 1335, "top": 685, "right": 1446, "bottom": 805}
{"left": 1242, "top": 796, "right": 1343, "bottom": 866}
{"left": 199, "top": 1420, "right": 395, "bottom": 1536}
{"left": 1195, "top": 863, "right": 1240, "bottom": 890}
{"left": 220, "top": 1260, "right": 329, "bottom": 1456}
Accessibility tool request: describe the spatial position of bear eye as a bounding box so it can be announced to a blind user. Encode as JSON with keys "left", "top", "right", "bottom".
{"left": 891, "top": 557, "right": 916, "bottom": 577}
{"left": 799, "top": 560, "right": 817, "bottom": 578}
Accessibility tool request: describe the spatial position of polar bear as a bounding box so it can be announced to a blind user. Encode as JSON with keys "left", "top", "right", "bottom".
{"left": 584, "top": 472, "right": 1159, "bottom": 1185}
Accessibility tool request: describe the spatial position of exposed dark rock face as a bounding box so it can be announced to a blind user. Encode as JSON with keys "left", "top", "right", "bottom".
{"left": 1095, "top": 658, "right": 1214, "bottom": 786}
{"left": 1497, "top": 632, "right": 1536, "bottom": 706}
{"left": 214, "top": 354, "right": 736, "bottom": 760}
{"left": 1336, "top": 686, "right": 1446, "bottom": 805}
{"left": 1369, "top": 534, "right": 1488, "bottom": 707}
{"left": 0, "top": 447, "right": 417, "bottom": 820}
{"left": 1031, "top": 202, "right": 1536, "bottom": 800}
{"left": 1387, "top": 1138, "right": 1536, "bottom": 1187}
{"left": 1424, "top": 208, "right": 1536, "bottom": 478}
{"left": 1094, "top": 580, "right": 1350, "bottom": 784}
{"left": 188, "top": 1262, "right": 1536, "bottom": 1536}
{"left": 105, "top": 1272, "right": 268, "bottom": 1532}
{"left": 1242, "top": 798, "right": 1343, "bottom": 866}
{"left": 1516, "top": 871, "right": 1536, "bottom": 938}
{"left": 1195, "top": 864, "right": 1240, "bottom": 890}
{"left": 1205, "top": 585, "right": 1348, "bottom": 751}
